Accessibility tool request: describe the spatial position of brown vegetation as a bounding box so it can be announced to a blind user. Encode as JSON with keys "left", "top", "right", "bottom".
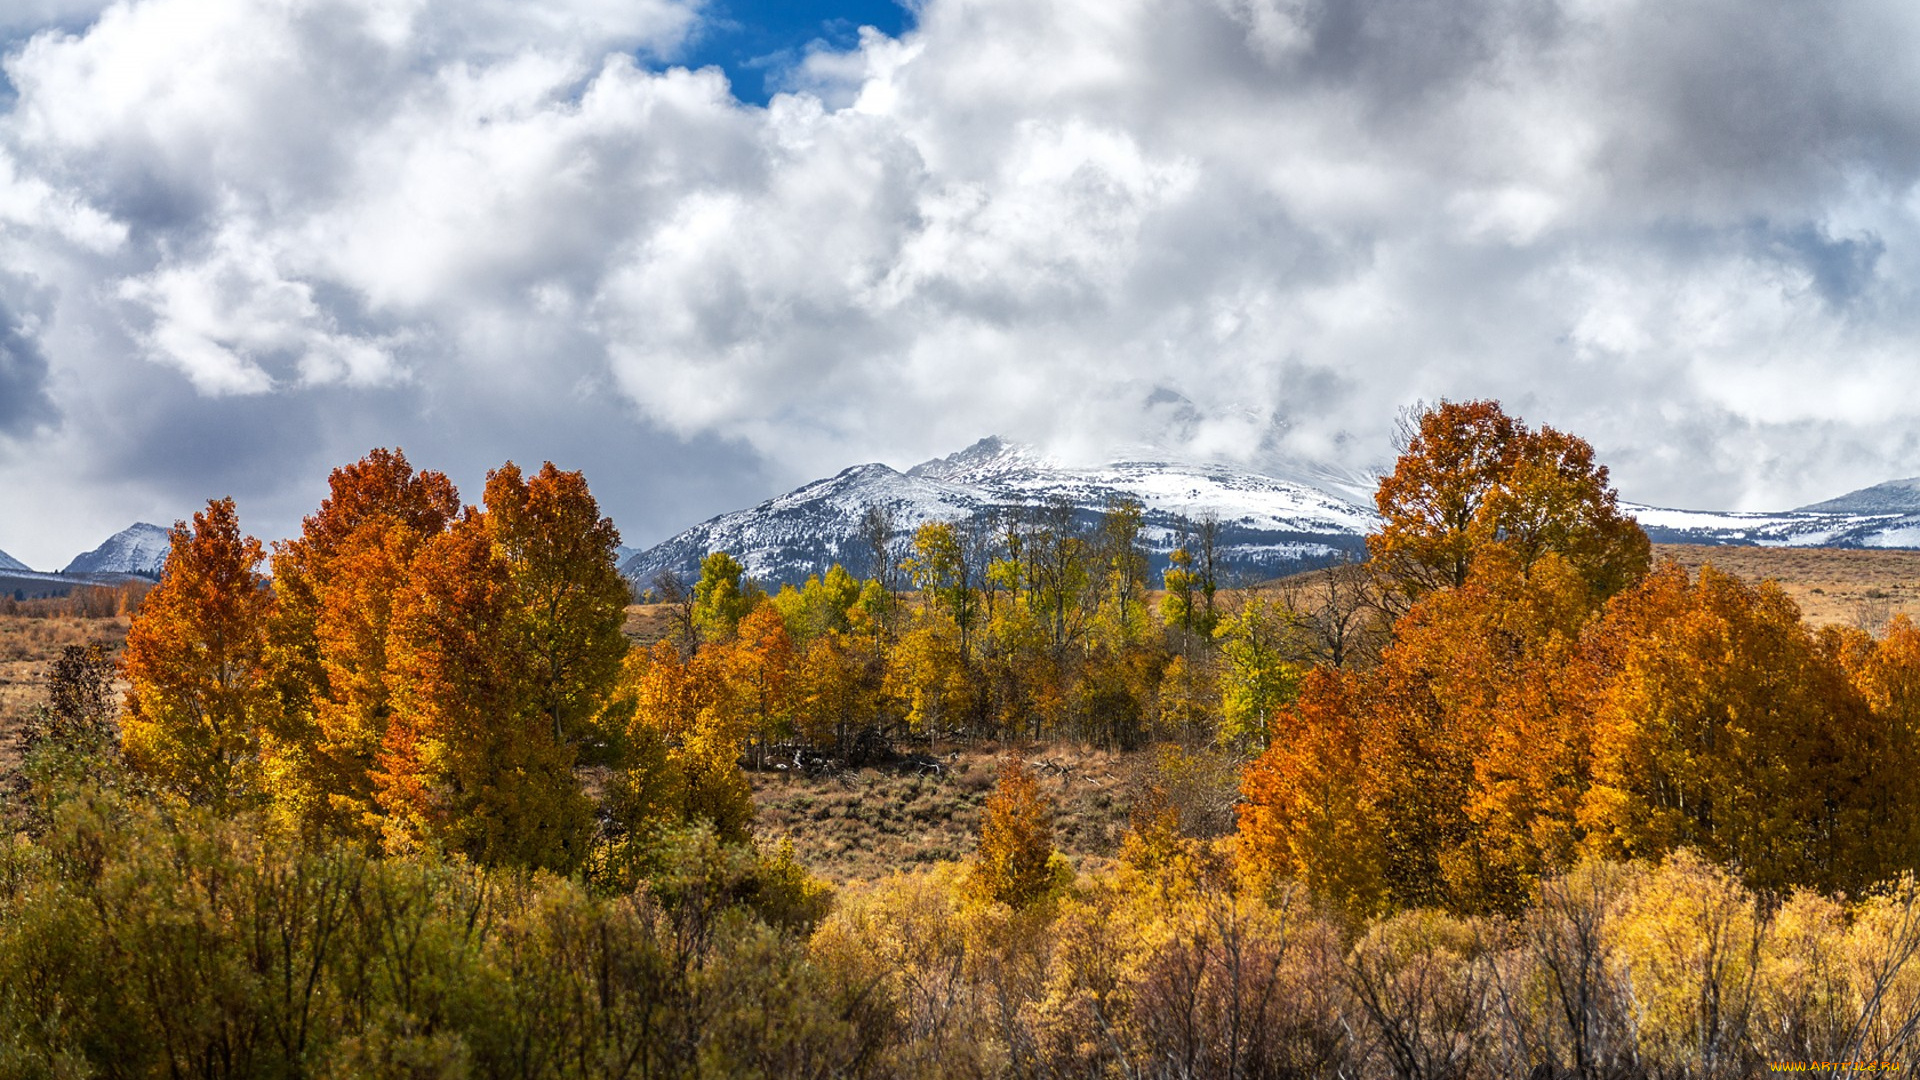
{"left": 1656, "top": 542, "right": 1920, "bottom": 629}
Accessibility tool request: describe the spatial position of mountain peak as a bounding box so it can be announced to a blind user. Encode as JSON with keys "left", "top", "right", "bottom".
{"left": 625, "top": 437, "right": 1378, "bottom": 587}
{"left": 64, "top": 522, "right": 172, "bottom": 580}
{"left": 906, "top": 436, "right": 1051, "bottom": 482}
{"left": 0, "top": 548, "right": 29, "bottom": 573}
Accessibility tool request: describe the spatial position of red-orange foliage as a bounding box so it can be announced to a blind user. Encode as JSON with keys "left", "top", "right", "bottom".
{"left": 1243, "top": 552, "right": 1920, "bottom": 912}
{"left": 121, "top": 498, "right": 277, "bottom": 808}
{"left": 1240, "top": 550, "right": 1593, "bottom": 913}
{"left": 1371, "top": 400, "right": 1648, "bottom": 605}
{"left": 267, "top": 448, "right": 460, "bottom": 836}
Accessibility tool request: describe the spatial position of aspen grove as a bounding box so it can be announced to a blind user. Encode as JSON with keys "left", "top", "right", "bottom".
{"left": 6, "top": 405, "right": 1920, "bottom": 1077}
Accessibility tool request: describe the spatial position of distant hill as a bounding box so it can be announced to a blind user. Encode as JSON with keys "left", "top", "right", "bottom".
{"left": 1797, "top": 476, "right": 1920, "bottom": 515}
{"left": 0, "top": 548, "right": 27, "bottom": 574}
{"left": 63, "top": 523, "right": 171, "bottom": 580}
{"left": 622, "top": 437, "right": 1377, "bottom": 588}
{"left": 1624, "top": 503, "right": 1920, "bottom": 549}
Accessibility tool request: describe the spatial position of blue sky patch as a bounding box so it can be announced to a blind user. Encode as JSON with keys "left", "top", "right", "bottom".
{"left": 672, "top": 0, "right": 915, "bottom": 105}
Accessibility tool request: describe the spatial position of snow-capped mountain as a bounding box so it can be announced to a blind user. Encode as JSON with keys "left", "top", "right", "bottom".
{"left": 622, "top": 438, "right": 1920, "bottom": 590}
{"left": 0, "top": 548, "right": 28, "bottom": 573}
{"left": 63, "top": 523, "right": 172, "bottom": 580}
{"left": 1624, "top": 475, "right": 1920, "bottom": 549}
{"left": 1624, "top": 504, "right": 1920, "bottom": 549}
{"left": 623, "top": 437, "right": 1375, "bottom": 588}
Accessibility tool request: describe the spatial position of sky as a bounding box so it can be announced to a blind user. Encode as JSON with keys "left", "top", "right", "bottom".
{"left": 4, "top": 0, "right": 1920, "bottom": 568}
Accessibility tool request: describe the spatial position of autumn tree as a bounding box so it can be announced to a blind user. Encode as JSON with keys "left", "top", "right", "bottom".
{"left": 1214, "top": 591, "right": 1308, "bottom": 751}
{"left": 482, "top": 461, "right": 631, "bottom": 758}
{"left": 1370, "top": 400, "right": 1648, "bottom": 607}
{"left": 374, "top": 512, "right": 594, "bottom": 869}
{"left": 727, "top": 601, "right": 797, "bottom": 765}
{"left": 791, "top": 629, "right": 874, "bottom": 752}
{"left": 1238, "top": 666, "right": 1389, "bottom": 913}
{"left": 618, "top": 641, "right": 755, "bottom": 842}
{"left": 1093, "top": 496, "right": 1150, "bottom": 648}
{"left": 969, "top": 754, "right": 1066, "bottom": 909}
{"left": 905, "top": 520, "right": 986, "bottom": 665}
{"left": 121, "top": 498, "right": 277, "bottom": 810}
{"left": 1239, "top": 548, "right": 1597, "bottom": 914}
{"left": 771, "top": 564, "right": 863, "bottom": 644}
{"left": 1578, "top": 563, "right": 1909, "bottom": 894}
{"left": 692, "top": 550, "right": 759, "bottom": 644}
{"left": 264, "top": 448, "right": 459, "bottom": 837}
{"left": 1026, "top": 500, "right": 1093, "bottom": 652}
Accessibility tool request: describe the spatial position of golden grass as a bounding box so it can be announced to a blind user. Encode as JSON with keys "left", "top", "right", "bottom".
{"left": 750, "top": 744, "right": 1148, "bottom": 883}
{"left": 1653, "top": 544, "right": 1920, "bottom": 629}
{"left": 0, "top": 614, "right": 130, "bottom": 773}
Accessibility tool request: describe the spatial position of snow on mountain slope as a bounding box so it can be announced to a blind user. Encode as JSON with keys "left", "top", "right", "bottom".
{"left": 0, "top": 548, "right": 28, "bottom": 573}
{"left": 623, "top": 463, "right": 999, "bottom": 587}
{"left": 625, "top": 438, "right": 1374, "bottom": 587}
{"left": 1623, "top": 504, "right": 1920, "bottom": 548}
{"left": 1797, "top": 477, "right": 1920, "bottom": 515}
{"left": 63, "top": 523, "right": 172, "bottom": 579}
{"left": 908, "top": 439, "right": 1377, "bottom": 536}
{"left": 624, "top": 436, "right": 1920, "bottom": 588}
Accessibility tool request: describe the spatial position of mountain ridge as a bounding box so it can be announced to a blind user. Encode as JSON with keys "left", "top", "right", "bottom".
{"left": 621, "top": 437, "right": 1376, "bottom": 588}
{"left": 622, "top": 438, "right": 1920, "bottom": 588}
{"left": 1796, "top": 476, "right": 1920, "bottom": 515}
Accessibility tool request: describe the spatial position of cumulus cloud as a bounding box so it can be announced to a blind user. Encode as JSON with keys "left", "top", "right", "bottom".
{"left": 4, "top": 0, "right": 1920, "bottom": 565}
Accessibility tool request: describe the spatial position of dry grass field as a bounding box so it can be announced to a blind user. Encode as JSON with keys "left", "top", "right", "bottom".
{"left": 0, "top": 614, "right": 129, "bottom": 774}
{"left": 748, "top": 746, "right": 1134, "bottom": 882}
{"left": 1653, "top": 543, "right": 1920, "bottom": 630}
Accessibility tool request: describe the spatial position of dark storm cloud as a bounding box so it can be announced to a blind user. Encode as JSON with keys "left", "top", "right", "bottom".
{"left": 0, "top": 301, "right": 54, "bottom": 435}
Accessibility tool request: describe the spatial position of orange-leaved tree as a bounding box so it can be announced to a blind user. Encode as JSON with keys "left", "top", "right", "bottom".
{"left": 265, "top": 448, "right": 459, "bottom": 837}
{"left": 1239, "top": 547, "right": 1598, "bottom": 914}
{"left": 969, "top": 754, "right": 1066, "bottom": 909}
{"left": 376, "top": 511, "right": 594, "bottom": 871}
{"left": 1371, "top": 400, "right": 1649, "bottom": 607}
{"left": 1577, "top": 563, "right": 1911, "bottom": 894}
{"left": 122, "top": 498, "right": 277, "bottom": 810}
{"left": 371, "top": 462, "right": 624, "bottom": 870}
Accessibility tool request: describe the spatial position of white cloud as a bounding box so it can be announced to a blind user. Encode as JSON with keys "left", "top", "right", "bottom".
{"left": 7, "top": 0, "right": 1920, "bottom": 566}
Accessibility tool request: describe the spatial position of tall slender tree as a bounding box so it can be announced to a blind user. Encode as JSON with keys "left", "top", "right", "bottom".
{"left": 122, "top": 498, "right": 277, "bottom": 810}
{"left": 264, "top": 448, "right": 459, "bottom": 837}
